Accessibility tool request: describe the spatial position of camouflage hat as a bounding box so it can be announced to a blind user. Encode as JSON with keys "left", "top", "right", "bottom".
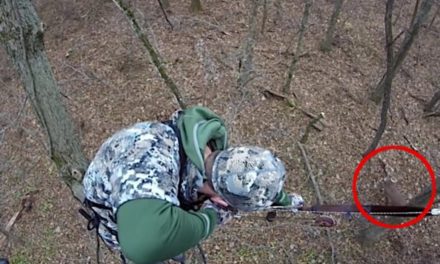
{"left": 211, "top": 146, "right": 286, "bottom": 211}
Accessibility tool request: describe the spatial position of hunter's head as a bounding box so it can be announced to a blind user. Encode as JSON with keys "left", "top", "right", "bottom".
{"left": 206, "top": 146, "right": 286, "bottom": 211}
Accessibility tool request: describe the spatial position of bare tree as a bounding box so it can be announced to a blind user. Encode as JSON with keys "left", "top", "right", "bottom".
{"left": 320, "top": 0, "right": 344, "bottom": 52}
{"left": 190, "top": 0, "right": 203, "bottom": 13}
{"left": 0, "top": 0, "right": 88, "bottom": 201}
{"left": 237, "top": 0, "right": 261, "bottom": 91}
{"left": 283, "top": 0, "right": 312, "bottom": 94}
{"left": 370, "top": 0, "right": 434, "bottom": 103}
{"left": 363, "top": 0, "right": 395, "bottom": 156}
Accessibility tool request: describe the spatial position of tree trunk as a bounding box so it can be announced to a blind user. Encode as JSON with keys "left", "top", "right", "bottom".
{"left": 0, "top": 0, "right": 88, "bottom": 201}
{"left": 190, "top": 0, "right": 203, "bottom": 13}
{"left": 159, "top": 0, "right": 170, "bottom": 10}
{"left": 237, "top": 0, "right": 261, "bottom": 91}
{"left": 370, "top": 0, "right": 434, "bottom": 103}
{"left": 320, "top": 0, "right": 343, "bottom": 52}
{"left": 363, "top": 0, "right": 395, "bottom": 156}
{"left": 283, "top": 0, "right": 312, "bottom": 94}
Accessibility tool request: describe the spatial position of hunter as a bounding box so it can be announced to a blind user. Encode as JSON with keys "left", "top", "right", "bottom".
{"left": 81, "top": 106, "right": 304, "bottom": 264}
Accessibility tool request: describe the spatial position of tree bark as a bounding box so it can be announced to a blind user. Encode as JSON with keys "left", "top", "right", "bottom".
{"left": 190, "top": 0, "right": 203, "bottom": 13}
{"left": 370, "top": 0, "right": 434, "bottom": 103}
{"left": 159, "top": 0, "right": 170, "bottom": 10}
{"left": 283, "top": 0, "right": 312, "bottom": 94}
{"left": 237, "top": 0, "right": 261, "bottom": 91}
{"left": 320, "top": 0, "right": 343, "bottom": 52}
{"left": 0, "top": 0, "right": 88, "bottom": 201}
{"left": 363, "top": 0, "right": 395, "bottom": 156}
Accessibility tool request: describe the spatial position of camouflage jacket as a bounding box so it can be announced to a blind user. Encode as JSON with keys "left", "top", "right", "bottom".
{"left": 82, "top": 111, "right": 207, "bottom": 250}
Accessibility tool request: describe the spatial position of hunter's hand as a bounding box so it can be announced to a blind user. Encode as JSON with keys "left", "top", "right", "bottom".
{"left": 289, "top": 193, "right": 304, "bottom": 212}
{"left": 201, "top": 199, "right": 235, "bottom": 225}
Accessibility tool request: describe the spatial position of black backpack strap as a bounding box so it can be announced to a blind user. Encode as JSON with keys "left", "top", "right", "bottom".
{"left": 79, "top": 198, "right": 121, "bottom": 264}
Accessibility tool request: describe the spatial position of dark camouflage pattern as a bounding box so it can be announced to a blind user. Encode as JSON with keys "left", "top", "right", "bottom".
{"left": 211, "top": 146, "right": 286, "bottom": 211}
{"left": 180, "top": 161, "right": 205, "bottom": 204}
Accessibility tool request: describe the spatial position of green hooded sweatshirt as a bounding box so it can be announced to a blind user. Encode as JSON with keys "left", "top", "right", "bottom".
{"left": 177, "top": 106, "right": 228, "bottom": 175}
{"left": 117, "top": 106, "right": 291, "bottom": 263}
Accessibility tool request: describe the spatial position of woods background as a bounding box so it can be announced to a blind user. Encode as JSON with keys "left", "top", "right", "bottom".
{"left": 1, "top": 0, "right": 439, "bottom": 263}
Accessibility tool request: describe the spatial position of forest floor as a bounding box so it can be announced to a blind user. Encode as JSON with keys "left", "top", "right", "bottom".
{"left": 1, "top": 0, "right": 439, "bottom": 263}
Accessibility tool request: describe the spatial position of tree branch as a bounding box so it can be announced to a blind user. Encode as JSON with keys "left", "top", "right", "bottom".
{"left": 112, "top": 0, "right": 187, "bottom": 109}
{"left": 297, "top": 142, "right": 336, "bottom": 263}
{"left": 364, "top": 0, "right": 395, "bottom": 156}
{"left": 283, "top": 0, "right": 312, "bottom": 94}
{"left": 300, "top": 112, "right": 324, "bottom": 144}
{"left": 297, "top": 142, "right": 323, "bottom": 204}
{"left": 371, "top": 0, "right": 434, "bottom": 103}
{"left": 320, "top": 0, "right": 343, "bottom": 52}
{"left": 157, "top": 0, "right": 173, "bottom": 30}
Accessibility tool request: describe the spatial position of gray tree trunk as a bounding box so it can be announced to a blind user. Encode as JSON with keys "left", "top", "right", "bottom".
{"left": 370, "top": 0, "right": 434, "bottom": 103}
{"left": 363, "top": 0, "right": 395, "bottom": 156}
{"left": 0, "top": 0, "right": 88, "bottom": 201}
{"left": 237, "top": 0, "right": 261, "bottom": 91}
{"left": 190, "top": 0, "right": 203, "bottom": 13}
{"left": 320, "top": 0, "right": 343, "bottom": 52}
{"left": 159, "top": 0, "right": 170, "bottom": 10}
{"left": 283, "top": 0, "right": 312, "bottom": 94}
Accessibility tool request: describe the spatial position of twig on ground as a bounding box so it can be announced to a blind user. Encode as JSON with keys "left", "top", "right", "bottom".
{"left": 408, "top": 92, "right": 427, "bottom": 103}
{"left": 300, "top": 112, "right": 325, "bottom": 143}
{"left": 424, "top": 90, "right": 440, "bottom": 112}
{"left": 0, "top": 191, "right": 38, "bottom": 248}
{"left": 261, "top": 89, "right": 329, "bottom": 130}
{"left": 423, "top": 111, "right": 440, "bottom": 118}
{"left": 297, "top": 142, "right": 322, "bottom": 204}
{"left": 297, "top": 142, "right": 336, "bottom": 264}
{"left": 196, "top": 243, "right": 207, "bottom": 264}
{"left": 403, "top": 135, "right": 417, "bottom": 150}
{"left": 187, "top": 17, "right": 231, "bottom": 35}
{"left": 157, "top": 0, "right": 173, "bottom": 30}
{"left": 399, "top": 107, "right": 409, "bottom": 125}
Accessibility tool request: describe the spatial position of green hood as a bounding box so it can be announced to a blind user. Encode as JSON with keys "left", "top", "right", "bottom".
{"left": 177, "top": 106, "right": 228, "bottom": 176}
